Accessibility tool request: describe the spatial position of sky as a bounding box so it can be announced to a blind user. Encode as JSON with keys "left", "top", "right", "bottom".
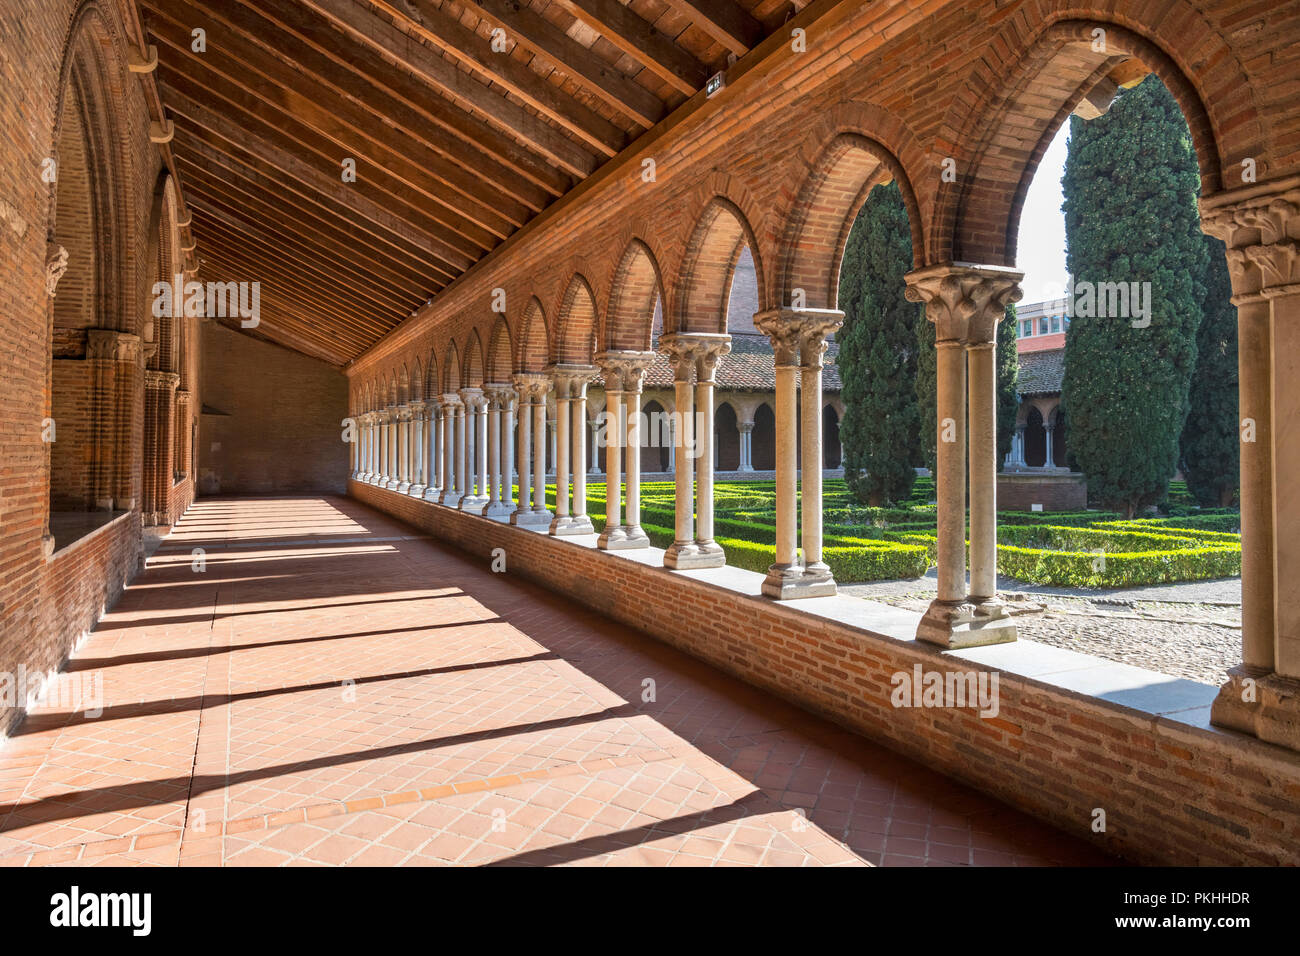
{"left": 1014, "top": 122, "right": 1072, "bottom": 305}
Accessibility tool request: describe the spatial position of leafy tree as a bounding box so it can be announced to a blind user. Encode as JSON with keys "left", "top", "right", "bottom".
{"left": 1180, "top": 235, "right": 1238, "bottom": 506}
{"left": 997, "top": 303, "right": 1019, "bottom": 469}
{"left": 1060, "top": 76, "right": 1207, "bottom": 518}
{"left": 837, "top": 181, "right": 922, "bottom": 505}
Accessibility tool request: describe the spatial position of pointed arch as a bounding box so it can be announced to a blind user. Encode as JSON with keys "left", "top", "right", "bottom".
{"left": 778, "top": 133, "right": 922, "bottom": 311}
{"left": 410, "top": 357, "right": 424, "bottom": 401}
{"left": 443, "top": 342, "right": 461, "bottom": 394}
{"left": 517, "top": 297, "right": 549, "bottom": 372}
{"left": 461, "top": 331, "right": 485, "bottom": 387}
{"left": 673, "top": 198, "right": 765, "bottom": 335}
{"left": 556, "top": 275, "right": 599, "bottom": 364}
{"left": 934, "top": 18, "right": 1233, "bottom": 265}
{"left": 397, "top": 363, "right": 411, "bottom": 403}
{"left": 605, "top": 239, "right": 664, "bottom": 351}
{"left": 424, "top": 350, "right": 440, "bottom": 399}
{"left": 486, "top": 316, "right": 513, "bottom": 382}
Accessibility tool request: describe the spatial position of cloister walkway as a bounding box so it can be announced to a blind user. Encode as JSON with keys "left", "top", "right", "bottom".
{"left": 0, "top": 497, "right": 1110, "bottom": 867}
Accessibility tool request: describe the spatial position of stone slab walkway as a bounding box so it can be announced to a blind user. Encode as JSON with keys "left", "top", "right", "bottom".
{"left": 0, "top": 497, "right": 1111, "bottom": 867}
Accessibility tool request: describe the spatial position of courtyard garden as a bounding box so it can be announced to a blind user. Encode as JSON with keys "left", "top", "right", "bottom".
{"left": 548, "top": 478, "right": 1241, "bottom": 588}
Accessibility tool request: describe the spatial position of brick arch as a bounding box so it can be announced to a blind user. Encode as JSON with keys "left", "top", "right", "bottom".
{"left": 486, "top": 316, "right": 513, "bottom": 382}
{"left": 933, "top": 16, "right": 1243, "bottom": 266}
{"left": 424, "top": 350, "right": 439, "bottom": 399}
{"left": 50, "top": 0, "right": 134, "bottom": 335}
{"left": 410, "top": 358, "right": 423, "bottom": 401}
{"left": 461, "top": 330, "right": 485, "bottom": 387}
{"left": 442, "top": 341, "right": 461, "bottom": 394}
{"left": 605, "top": 238, "right": 664, "bottom": 351}
{"left": 397, "top": 363, "right": 411, "bottom": 404}
{"left": 778, "top": 132, "right": 922, "bottom": 310}
{"left": 145, "top": 173, "right": 182, "bottom": 373}
{"left": 672, "top": 197, "right": 765, "bottom": 335}
{"left": 555, "top": 274, "right": 599, "bottom": 364}
{"left": 516, "top": 297, "right": 549, "bottom": 372}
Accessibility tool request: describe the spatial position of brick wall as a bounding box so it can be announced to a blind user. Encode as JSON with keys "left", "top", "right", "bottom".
{"left": 352, "top": 479, "right": 1300, "bottom": 866}
{"left": 998, "top": 472, "right": 1088, "bottom": 511}
{"left": 199, "top": 322, "right": 348, "bottom": 495}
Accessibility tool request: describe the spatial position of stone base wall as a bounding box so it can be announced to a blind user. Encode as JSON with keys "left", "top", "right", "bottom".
{"left": 351, "top": 478, "right": 1300, "bottom": 866}
{"left": 998, "top": 471, "right": 1088, "bottom": 511}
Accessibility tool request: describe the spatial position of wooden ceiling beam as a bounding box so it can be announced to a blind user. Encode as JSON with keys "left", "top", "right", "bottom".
{"left": 466, "top": 0, "right": 665, "bottom": 127}
{"left": 179, "top": 181, "right": 420, "bottom": 317}
{"left": 370, "top": 0, "right": 627, "bottom": 157}
{"left": 548, "top": 0, "right": 708, "bottom": 95}
{"left": 299, "top": 0, "right": 597, "bottom": 178}
{"left": 172, "top": 143, "right": 436, "bottom": 293}
{"left": 233, "top": 0, "right": 571, "bottom": 198}
{"left": 661, "top": 0, "right": 763, "bottom": 57}
{"left": 159, "top": 77, "right": 477, "bottom": 275}
{"left": 144, "top": 5, "right": 524, "bottom": 241}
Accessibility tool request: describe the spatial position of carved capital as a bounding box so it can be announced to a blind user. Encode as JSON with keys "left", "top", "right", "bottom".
{"left": 482, "top": 383, "right": 516, "bottom": 409}
{"left": 753, "top": 308, "right": 843, "bottom": 367}
{"left": 511, "top": 372, "right": 551, "bottom": 403}
{"left": 596, "top": 349, "right": 655, "bottom": 393}
{"left": 1201, "top": 177, "right": 1300, "bottom": 296}
{"left": 658, "top": 332, "right": 730, "bottom": 383}
{"left": 458, "top": 386, "right": 485, "bottom": 411}
{"left": 175, "top": 389, "right": 192, "bottom": 406}
{"left": 546, "top": 363, "right": 597, "bottom": 399}
{"left": 144, "top": 369, "right": 180, "bottom": 391}
{"left": 904, "top": 264, "right": 1021, "bottom": 344}
{"left": 45, "top": 243, "right": 69, "bottom": 298}
{"left": 85, "top": 329, "right": 143, "bottom": 364}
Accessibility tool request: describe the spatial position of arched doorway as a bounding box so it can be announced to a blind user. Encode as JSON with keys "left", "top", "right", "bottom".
{"left": 715, "top": 401, "right": 739, "bottom": 471}
{"left": 752, "top": 403, "right": 775, "bottom": 471}
{"left": 1023, "top": 407, "right": 1047, "bottom": 468}
{"left": 641, "top": 399, "right": 670, "bottom": 473}
{"left": 822, "top": 405, "right": 842, "bottom": 468}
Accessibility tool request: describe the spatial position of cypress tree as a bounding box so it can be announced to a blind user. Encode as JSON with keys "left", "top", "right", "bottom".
{"left": 1180, "top": 235, "right": 1239, "bottom": 506}
{"left": 1060, "top": 76, "right": 1207, "bottom": 518}
{"left": 837, "top": 181, "right": 922, "bottom": 506}
{"left": 915, "top": 309, "right": 937, "bottom": 479}
{"left": 997, "top": 303, "right": 1019, "bottom": 469}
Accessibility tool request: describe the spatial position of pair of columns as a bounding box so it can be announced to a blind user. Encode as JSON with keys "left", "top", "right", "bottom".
{"left": 737, "top": 421, "right": 755, "bottom": 472}
{"left": 510, "top": 373, "right": 554, "bottom": 531}
{"left": 596, "top": 351, "right": 654, "bottom": 550}
{"left": 904, "top": 265, "right": 1023, "bottom": 647}
{"left": 752, "top": 310, "right": 841, "bottom": 598}
{"left": 658, "top": 333, "right": 731, "bottom": 569}
{"left": 547, "top": 365, "right": 597, "bottom": 535}
{"left": 1201, "top": 177, "right": 1300, "bottom": 750}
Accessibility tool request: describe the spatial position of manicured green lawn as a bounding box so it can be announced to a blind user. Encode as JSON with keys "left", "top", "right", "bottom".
{"left": 523, "top": 478, "right": 1241, "bottom": 587}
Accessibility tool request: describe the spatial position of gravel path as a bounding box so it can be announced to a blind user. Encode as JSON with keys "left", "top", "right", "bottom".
{"left": 841, "top": 572, "right": 1241, "bottom": 686}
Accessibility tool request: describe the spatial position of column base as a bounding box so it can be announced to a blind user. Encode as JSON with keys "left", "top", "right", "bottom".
{"left": 408, "top": 483, "right": 425, "bottom": 497}
{"left": 916, "top": 599, "right": 1017, "bottom": 648}
{"left": 423, "top": 486, "right": 441, "bottom": 501}
{"left": 459, "top": 495, "right": 488, "bottom": 515}
{"left": 596, "top": 526, "right": 627, "bottom": 550}
{"left": 511, "top": 509, "right": 552, "bottom": 532}
{"left": 385, "top": 479, "right": 401, "bottom": 491}
{"left": 551, "top": 515, "right": 595, "bottom": 536}
{"left": 484, "top": 501, "right": 513, "bottom": 522}
{"left": 396, "top": 481, "right": 412, "bottom": 494}
{"left": 665, "top": 541, "right": 725, "bottom": 569}
{"left": 761, "top": 563, "right": 838, "bottom": 599}
{"left": 439, "top": 492, "right": 463, "bottom": 508}
{"left": 1211, "top": 666, "right": 1300, "bottom": 748}
{"left": 600, "top": 525, "right": 650, "bottom": 550}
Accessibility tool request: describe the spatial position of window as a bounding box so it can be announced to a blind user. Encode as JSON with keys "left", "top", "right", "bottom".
{"left": 1021, "top": 319, "right": 1032, "bottom": 337}
{"left": 1039, "top": 317, "right": 1050, "bottom": 335}
{"left": 1051, "top": 314, "right": 1062, "bottom": 333}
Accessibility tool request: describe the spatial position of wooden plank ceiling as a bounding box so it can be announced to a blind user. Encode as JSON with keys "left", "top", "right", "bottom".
{"left": 142, "top": 0, "right": 801, "bottom": 366}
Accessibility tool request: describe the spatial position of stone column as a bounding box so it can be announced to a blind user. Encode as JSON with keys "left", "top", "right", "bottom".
{"left": 738, "top": 421, "right": 754, "bottom": 472}
{"left": 1043, "top": 421, "right": 1055, "bottom": 472}
{"left": 798, "top": 315, "right": 840, "bottom": 593}
{"left": 905, "top": 265, "right": 1021, "bottom": 646}
{"left": 483, "top": 384, "right": 513, "bottom": 521}
{"left": 1201, "top": 178, "right": 1300, "bottom": 747}
{"left": 457, "top": 388, "right": 487, "bottom": 513}
{"left": 596, "top": 359, "right": 626, "bottom": 550}
{"left": 753, "top": 311, "right": 838, "bottom": 597}
{"left": 694, "top": 339, "right": 730, "bottom": 563}
{"left": 439, "top": 395, "right": 463, "bottom": 507}
{"left": 409, "top": 401, "right": 427, "bottom": 496}
{"left": 967, "top": 330, "right": 1004, "bottom": 609}
{"left": 622, "top": 357, "right": 652, "bottom": 548}
{"left": 658, "top": 333, "right": 729, "bottom": 569}
{"left": 384, "top": 406, "right": 400, "bottom": 490}
{"left": 396, "top": 406, "right": 413, "bottom": 494}
{"left": 589, "top": 418, "right": 602, "bottom": 475}
{"left": 532, "top": 381, "right": 551, "bottom": 524}
{"left": 502, "top": 389, "right": 516, "bottom": 513}
{"left": 431, "top": 400, "right": 447, "bottom": 496}
{"left": 142, "top": 369, "right": 180, "bottom": 526}
{"left": 548, "top": 365, "right": 596, "bottom": 535}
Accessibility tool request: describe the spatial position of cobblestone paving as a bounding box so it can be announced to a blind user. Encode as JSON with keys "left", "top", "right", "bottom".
{"left": 842, "top": 573, "right": 1241, "bottom": 686}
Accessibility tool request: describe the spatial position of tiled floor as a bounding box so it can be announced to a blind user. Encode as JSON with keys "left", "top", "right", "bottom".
{"left": 0, "top": 497, "right": 1112, "bottom": 867}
